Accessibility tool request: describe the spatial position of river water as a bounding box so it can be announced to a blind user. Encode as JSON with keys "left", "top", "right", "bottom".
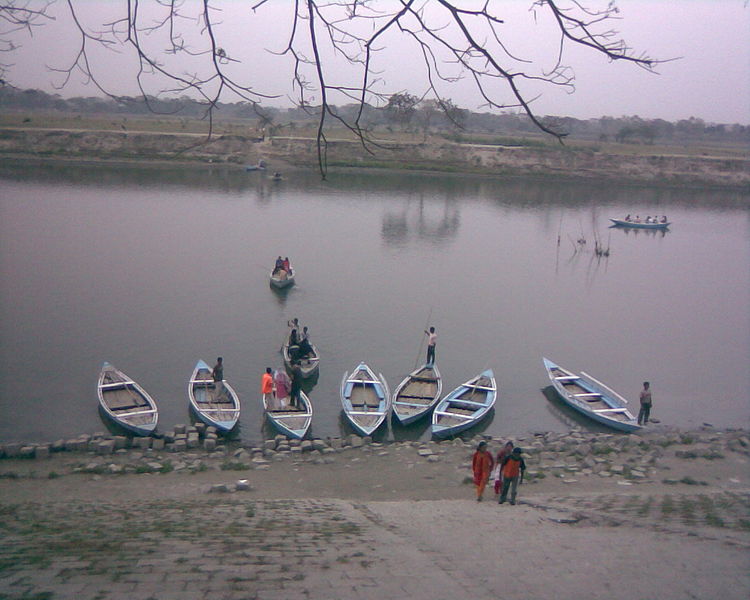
{"left": 1, "top": 161, "right": 748, "bottom": 444}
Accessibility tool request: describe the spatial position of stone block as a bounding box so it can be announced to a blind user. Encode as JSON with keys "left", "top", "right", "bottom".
{"left": 113, "top": 436, "right": 129, "bottom": 450}
{"left": 134, "top": 436, "right": 152, "bottom": 450}
{"left": 173, "top": 439, "right": 187, "bottom": 452}
{"left": 187, "top": 433, "right": 200, "bottom": 449}
{"left": 35, "top": 444, "right": 51, "bottom": 459}
{"left": 174, "top": 424, "right": 187, "bottom": 435}
{"left": 203, "top": 438, "right": 217, "bottom": 451}
{"left": 300, "top": 440, "right": 313, "bottom": 452}
{"left": 3, "top": 442, "right": 22, "bottom": 457}
{"left": 96, "top": 440, "right": 116, "bottom": 455}
{"left": 152, "top": 438, "right": 166, "bottom": 451}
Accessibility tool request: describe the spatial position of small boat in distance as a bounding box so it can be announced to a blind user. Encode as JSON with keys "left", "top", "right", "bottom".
{"left": 188, "top": 359, "right": 241, "bottom": 433}
{"left": 340, "top": 362, "right": 390, "bottom": 436}
{"left": 262, "top": 390, "right": 313, "bottom": 440}
{"left": 97, "top": 362, "right": 158, "bottom": 436}
{"left": 432, "top": 369, "right": 496, "bottom": 438}
{"left": 392, "top": 363, "right": 442, "bottom": 426}
{"left": 610, "top": 217, "right": 670, "bottom": 229}
{"left": 542, "top": 357, "right": 640, "bottom": 432}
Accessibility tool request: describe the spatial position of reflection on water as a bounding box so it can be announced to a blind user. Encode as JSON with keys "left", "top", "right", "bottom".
{"left": 1, "top": 161, "right": 748, "bottom": 444}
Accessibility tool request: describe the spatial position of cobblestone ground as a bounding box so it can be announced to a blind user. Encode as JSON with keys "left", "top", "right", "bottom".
{"left": 0, "top": 497, "right": 487, "bottom": 600}
{"left": 1, "top": 492, "right": 749, "bottom": 600}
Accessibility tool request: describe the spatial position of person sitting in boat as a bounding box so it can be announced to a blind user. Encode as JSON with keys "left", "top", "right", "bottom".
{"left": 288, "top": 329, "right": 301, "bottom": 361}
{"left": 288, "top": 317, "right": 300, "bottom": 331}
{"left": 661, "top": 215, "right": 668, "bottom": 223}
{"left": 297, "top": 326, "right": 313, "bottom": 358}
{"left": 212, "top": 357, "right": 225, "bottom": 398}
{"left": 282, "top": 257, "right": 291, "bottom": 272}
{"left": 625, "top": 214, "right": 631, "bottom": 221}
{"left": 273, "top": 256, "right": 284, "bottom": 275}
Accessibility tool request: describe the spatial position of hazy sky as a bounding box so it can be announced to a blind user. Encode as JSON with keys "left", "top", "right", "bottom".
{"left": 4, "top": 0, "right": 749, "bottom": 124}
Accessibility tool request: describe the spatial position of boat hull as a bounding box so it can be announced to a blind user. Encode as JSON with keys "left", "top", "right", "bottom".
{"left": 97, "top": 362, "right": 158, "bottom": 436}
{"left": 263, "top": 390, "right": 312, "bottom": 439}
{"left": 392, "top": 364, "right": 442, "bottom": 426}
{"left": 543, "top": 357, "right": 640, "bottom": 433}
{"left": 431, "top": 369, "right": 496, "bottom": 438}
{"left": 270, "top": 268, "right": 295, "bottom": 289}
{"left": 188, "top": 359, "right": 241, "bottom": 433}
{"left": 340, "top": 362, "right": 390, "bottom": 436}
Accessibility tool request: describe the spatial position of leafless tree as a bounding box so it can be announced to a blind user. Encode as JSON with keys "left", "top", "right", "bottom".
{"left": 1, "top": 0, "right": 54, "bottom": 80}
{"left": 3, "top": 1, "right": 661, "bottom": 178}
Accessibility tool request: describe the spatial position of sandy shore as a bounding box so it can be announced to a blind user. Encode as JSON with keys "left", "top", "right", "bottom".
{"left": 1, "top": 427, "right": 748, "bottom": 600}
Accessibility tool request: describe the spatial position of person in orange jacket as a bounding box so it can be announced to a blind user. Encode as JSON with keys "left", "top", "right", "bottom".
{"left": 472, "top": 441, "right": 494, "bottom": 502}
{"left": 498, "top": 447, "right": 526, "bottom": 505}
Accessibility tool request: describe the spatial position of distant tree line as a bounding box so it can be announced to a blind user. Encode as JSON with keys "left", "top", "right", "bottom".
{"left": 1, "top": 87, "right": 748, "bottom": 146}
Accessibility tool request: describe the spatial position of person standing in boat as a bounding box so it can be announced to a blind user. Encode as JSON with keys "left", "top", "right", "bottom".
{"left": 472, "top": 441, "right": 494, "bottom": 502}
{"left": 273, "top": 256, "right": 284, "bottom": 275}
{"left": 274, "top": 368, "right": 291, "bottom": 409}
{"left": 261, "top": 367, "right": 275, "bottom": 408}
{"left": 498, "top": 447, "right": 526, "bottom": 505}
{"left": 289, "top": 360, "right": 303, "bottom": 409}
{"left": 212, "top": 357, "right": 225, "bottom": 399}
{"left": 424, "top": 326, "right": 437, "bottom": 366}
{"left": 282, "top": 257, "right": 291, "bottom": 273}
{"left": 638, "top": 381, "right": 653, "bottom": 425}
{"left": 297, "top": 326, "right": 313, "bottom": 358}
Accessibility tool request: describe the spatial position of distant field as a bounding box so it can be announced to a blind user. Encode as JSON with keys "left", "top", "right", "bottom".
{"left": 0, "top": 110, "right": 747, "bottom": 161}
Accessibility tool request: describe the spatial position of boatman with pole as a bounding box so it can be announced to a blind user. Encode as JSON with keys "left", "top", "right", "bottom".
{"left": 424, "top": 326, "right": 437, "bottom": 366}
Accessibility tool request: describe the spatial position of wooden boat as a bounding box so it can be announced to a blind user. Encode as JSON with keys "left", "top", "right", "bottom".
{"left": 391, "top": 363, "right": 442, "bottom": 426}
{"left": 610, "top": 218, "right": 670, "bottom": 229}
{"left": 270, "top": 266, "right": 295, "bottom": 289}
{"left": 262, "top": 389, "right": 313, "bottom": 439}
{"left": 188, "top": 359, "right": 241, "bottom": 432}
{"left": 282, "top": 329, "right": 319, "bottom": 378}
{"left": 542, "top": 357, "right": 640, "bottom": 432}
{"left": 431, "top": 369, "right": 496, "bottom": 438}
{"left": 97, "top": 362, "right": 158, "bottom": 436}
{"left": 340, "top": 362, "right": 390, "bottom": 436}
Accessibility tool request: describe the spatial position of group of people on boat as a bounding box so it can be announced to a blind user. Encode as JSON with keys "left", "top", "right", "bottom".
{"left": 272, "top": 256, "right": 292, "bottom": 279}
{"left": 287, "top": 317, "right": 315, "bottom": 362}
{"left": 261, "top": 365, "right": 303, "bottom": 411}
{"left": 624, "top": 214, "right": 668, "bottom": 224}
{"left": 472, "top": 440, "right": 527, "bottom": 505}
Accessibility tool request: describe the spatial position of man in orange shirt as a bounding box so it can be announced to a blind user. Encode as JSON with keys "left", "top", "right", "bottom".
{"left": 261, "top": 367, "right": 274, "bottom": 407}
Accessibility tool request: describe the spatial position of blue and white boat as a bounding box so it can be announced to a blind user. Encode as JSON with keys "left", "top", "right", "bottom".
{"left": 610, "top": 218, "right": 670, "bottom": 229}
{"left": 392, "top": 363, "right": 442, "bottom": 426}
{"left": 97, "top": 362, "right": 158, "bottom": 436}
{"left": 188, "top": 359, "right": 241, "bottom": 432}
{"left": 262, "top": 389, "right": 313, "bottom": 439}
{"left": 431, "top": 369, "right": 496, "bottom": 438}
{"left": 542, "top": 358, "right": 640, "bottom": 432}
{"left": 340, "top": 362, "right": 390, "bottom": 436}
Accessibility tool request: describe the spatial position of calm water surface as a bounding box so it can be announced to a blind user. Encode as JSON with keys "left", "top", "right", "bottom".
{"left": 1, "top": 162, "right": 748, "bottom": 443}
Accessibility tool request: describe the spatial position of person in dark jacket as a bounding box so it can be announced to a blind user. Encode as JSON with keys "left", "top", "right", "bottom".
{"left": 498, "top": 447, "right": 526, "bottom": 505}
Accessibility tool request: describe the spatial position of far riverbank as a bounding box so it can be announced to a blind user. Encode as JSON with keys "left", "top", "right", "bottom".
{"left": 1, "top": 126, "right": 749, "bottom": 188}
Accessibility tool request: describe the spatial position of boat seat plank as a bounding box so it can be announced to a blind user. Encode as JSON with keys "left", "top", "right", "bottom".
{"left": 347, "top": 379, "right": 381, "bottom": 385}
{"left": 574, "top": 393, "right": 602, "bottom": 398}
{"left": 434, "top": 411, "right": 473, "bottom": 419}
{"left": 464, "top": 384, "right": 495, "bottom": 391}
{"left": 554, "top": 375, "right": 579, "bottom": 381}
{"left": 593, "top": 408, "right": 628, "bottom": 413}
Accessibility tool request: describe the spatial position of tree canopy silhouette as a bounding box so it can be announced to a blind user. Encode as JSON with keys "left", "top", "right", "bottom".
{"left": 2, "top": 1, "right": 661, "bottom": 177}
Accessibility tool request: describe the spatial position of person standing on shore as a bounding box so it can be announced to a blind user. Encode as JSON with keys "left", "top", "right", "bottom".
{"left": 498, "top": 447, "right": 526, "bottom": 505}
{"left": 493, "top": 441, "right": 514, "bottom": 495}
{"left": 472, "top": 441, "right": 494, "bottom": 502}
{"left": 638, "top": 381, "right": 653, "bottom": 425}
{"left": 424, "top": 326, "right": 437, "bottom": 366}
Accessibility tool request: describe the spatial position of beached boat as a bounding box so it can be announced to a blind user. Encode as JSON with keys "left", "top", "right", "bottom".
{"left": 97, "top": 362, "right": 158, "bottom": 436}
{"left": 610, "top": 218, "right": 670, "bottom": 229}
{"left": 431, "top": 369, "right": 496, "bottom": 438}
{"left": 340, "top": 362, "right": 390, "bottom": 436}
{"left": 542, "top": 357, "right": 640, "bottom": 432}
{"left": 282, "top": 329, "right": 319, "bottom": 378}
{"left": 270, "top": 266, "right": 295, "bottom": 289}
{"left": 262, "top": 390, "right": 313, "bottom": 439}
{"left": 391, "top": 363, "right": 442, "bottom": 426}
{"left": 187, "top": 359, "right": 241, "bottom": 432}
